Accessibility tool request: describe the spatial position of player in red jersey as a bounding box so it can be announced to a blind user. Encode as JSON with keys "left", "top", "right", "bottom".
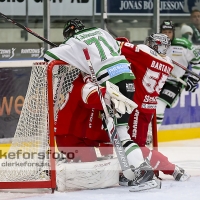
{"left": 55, "top": 73, "right": 111, "bottom": 162}
{"left": 118, "top": 35, "right": 173, "bottom": 146}
{"left": 116, "top": 34, "right": 190, "bottom": 183}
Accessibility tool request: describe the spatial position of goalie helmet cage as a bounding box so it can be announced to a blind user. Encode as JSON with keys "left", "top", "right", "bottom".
{"left": 0, "top": 60, "right": 80, "bottom": 192}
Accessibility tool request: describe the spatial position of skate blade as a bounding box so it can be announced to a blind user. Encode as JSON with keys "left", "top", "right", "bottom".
{"left": 180, "top": 173, "right": 191, "bottom": 181}
{"left": 129, "top": 179, "right": 161, "bottom": 192}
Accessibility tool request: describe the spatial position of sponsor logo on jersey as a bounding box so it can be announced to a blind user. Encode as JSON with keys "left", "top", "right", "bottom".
{"left": 107, "top": 63, "right": 131, "bottom": 78}
{"left": 150, "top": 49, "right": 157, "bottom": 56}
{"left": 172, "top": 50, "right": 182, "bottom": 54}
{"left": 150, "top": 60, "right": 172, "bottom": 74}
{"left": 89, "top": 108, "right": 95, "bottom": 128}
{"left": 126, "top": 83, "right": 135, "bottom": 92}
{"left": 141, "top": 103, "right": 157, "bottom": 109}
{"left": 143, "top": 95, "right": 157, "bottom": 103}
{"left": 162, "top": 89, "right": 176, "bottom": 98}
{"left": 0, "top": 48, "right": 16, "bottom": 59}
{"left": 172, "top": 50, "right": 182, "bottom": 56}
{"left": 172, "top": 54, "right": 182, "bottom": 56}
{"left": 131, "top": 109, "right": 139, "bottom": 139}
{"left": 173, "top": 47, "right": 182, "bottom": 50}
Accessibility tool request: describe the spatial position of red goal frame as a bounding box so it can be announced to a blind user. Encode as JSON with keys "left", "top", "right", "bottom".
{"left": 0, "top": 60, "right": 67, "bottom": 192}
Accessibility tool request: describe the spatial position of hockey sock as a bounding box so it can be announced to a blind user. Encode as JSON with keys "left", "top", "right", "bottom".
{"left": 156, "top": 114, "right": 164, "bottom": 131}
{"left": 117, "top": 126, "right": 144, "bottom": 168}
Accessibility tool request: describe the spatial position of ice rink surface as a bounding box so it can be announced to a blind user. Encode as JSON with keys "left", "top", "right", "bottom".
{"left": 0, "top": 139, "right": 200, "bottom": 200}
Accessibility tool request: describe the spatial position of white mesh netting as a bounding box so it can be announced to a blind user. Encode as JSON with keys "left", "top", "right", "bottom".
{"left": 0, "top": 62, "right": 80, "bottom": 182}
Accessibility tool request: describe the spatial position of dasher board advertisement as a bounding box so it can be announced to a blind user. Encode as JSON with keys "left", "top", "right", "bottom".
{"left": 0, "top": 0, "right": 92, "bottom": 16}
{"left": 96, "top": 0, "right": 199, "bottom": 16}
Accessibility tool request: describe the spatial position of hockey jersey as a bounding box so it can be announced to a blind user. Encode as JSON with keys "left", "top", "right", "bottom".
{"left": 165, "top": 37, "right": 200, "bottom": 84}
{"left": 55, "top": 74, "right": 109, "bottom": 142}
{"left": 120, "top": 42, "right": 174, "bottom": 113}
{"left": 44, "top": 27, "right": 134, "bottom": 86}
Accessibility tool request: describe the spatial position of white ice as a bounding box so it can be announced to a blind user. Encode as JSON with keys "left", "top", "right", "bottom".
{"left": 0, "top": 139, "right": 200, "bottom": 200}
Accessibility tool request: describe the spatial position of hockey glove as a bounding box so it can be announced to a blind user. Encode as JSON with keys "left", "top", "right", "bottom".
{"left": 105, "top": 81, "right": 138, "bottom": 118}
{"left": 185, "top": 75, "right": 199, "bottom": 92}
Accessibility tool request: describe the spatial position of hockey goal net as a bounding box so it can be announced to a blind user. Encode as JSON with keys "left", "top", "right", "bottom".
{"left": 0, "top": 60, "right": 80, "bottom": 191}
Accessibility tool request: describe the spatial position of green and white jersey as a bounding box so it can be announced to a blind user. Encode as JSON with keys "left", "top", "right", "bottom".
{"left": 166, "top": 37, "right": 200, "bottom": 84}
{"left": 44, "top": 27, "right": 134, "bottom": 86}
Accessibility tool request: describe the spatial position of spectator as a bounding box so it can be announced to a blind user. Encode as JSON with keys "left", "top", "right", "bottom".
{"left": 180, "top": 23, "right": 193, "bottom": 42}
{"left": 190, "top": 9, "right": 200, "bottom": 44}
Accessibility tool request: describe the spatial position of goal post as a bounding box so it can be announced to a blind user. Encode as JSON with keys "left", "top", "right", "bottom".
{"left": 0, "top": 60, "right": 80, "bottom": 192}
{"left": 152, "top": 111, "right": 158, "bottom": 150}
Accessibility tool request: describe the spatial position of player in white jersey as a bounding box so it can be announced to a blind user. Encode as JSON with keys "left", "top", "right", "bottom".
{"left": 44, "top": 18, "right": 155, "bottom": 184}
{"left": 147, "top": 20, "right": 200, "bottom": 145}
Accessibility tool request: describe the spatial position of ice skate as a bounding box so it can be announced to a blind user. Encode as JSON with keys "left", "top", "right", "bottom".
{"left": 173, "top": 165, "right": 191, "bottom": 181}
{"left": 119, "top": 159, "right": 161, "bottom": 192}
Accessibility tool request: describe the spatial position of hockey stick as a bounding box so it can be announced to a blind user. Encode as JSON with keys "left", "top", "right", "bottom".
{"left": 0, "top": 12, "right": 57, "bottom": 47}
{"left": 172, "top": 60, "right": 200, "bottom": 80}
{"left": 170, "top": 73, "right": 187, "bottom": 86}
{"left": 82, "top": 48, "right": 134, "bottom": 180}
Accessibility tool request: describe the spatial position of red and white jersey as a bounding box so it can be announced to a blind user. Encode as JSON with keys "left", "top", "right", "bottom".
{"left": 55, "top": 74, "right": 109, "bottom": 142}
{"left": 120, "top": 42, "right": 174, "bottom": 113}
{"left": 55, "top": 74, "right": 87, "bottom": 138}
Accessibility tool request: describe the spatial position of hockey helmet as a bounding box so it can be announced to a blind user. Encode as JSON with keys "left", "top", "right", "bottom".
{"left": 144, "top": 33, "right": 171, "bottom": 55}
{"left": 63, "top": 18, "right": 85, "bottom": 39}
{"left": 160, "top": 20, "right": 175, "bottom": 32}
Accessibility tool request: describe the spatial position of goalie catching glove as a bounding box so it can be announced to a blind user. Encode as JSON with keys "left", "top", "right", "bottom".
{"left": 104, "top": 81, "right": 138, "bottom": 118}
{"left": 185, "top": 74, "right": 199, "bottom": 92}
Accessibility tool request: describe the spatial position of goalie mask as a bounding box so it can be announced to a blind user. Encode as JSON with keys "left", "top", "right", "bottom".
{"left": 63, "top": 18, "right": 85, "bottom": 39}
{"left": 144, "top": 33, "right": 171, "bottom": 55}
